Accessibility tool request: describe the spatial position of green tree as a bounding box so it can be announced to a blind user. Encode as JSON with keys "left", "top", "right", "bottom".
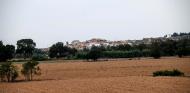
{"left": 32, "top": 48, "right": 48, "bottom": 61}
{"left": 134, "top": 44, "right": 147, "bottom": 51}
{"left": 86, "top": 46, "right": 102, "bottom": 61}
{"left": 160, "top": 40, "right": 177, "bottom": 56}
{"left": 0, "top": 41, "right": 6, "bottom": 62}
{"left": 176, "top": 39, "right": 190, "bottom": 57}
{"left": 151, "top": 42, "right": 161, "bottom": 59}
{"left": 49, "top": 42, "right": 77, "bottom": 58}
{"left": 111, "top": 44, "right": 132, "bottom": 51}
{"left": 0, "top": 62, "right": 18, "bottom": 82}
{"left": 5, "top": 45, "right": 15, "bottom": 60}
{"left": 16, "top": 39, "right": 36, "bottom": 59}
{"left": 142, "top": 49, "right": 151, "bottom": 57}
{"left": 21, "top": 61, "right": 41, "bottom": 81}
{"left": 0, "top": 41, "right": 15, "bottom": 62}
{"left": 171, "top": 32, "right": 178, "bottom": 37}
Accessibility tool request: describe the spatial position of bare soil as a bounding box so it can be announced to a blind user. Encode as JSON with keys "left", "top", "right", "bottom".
{"left": 0, "top": 57, "right": 190, "bottom": 93}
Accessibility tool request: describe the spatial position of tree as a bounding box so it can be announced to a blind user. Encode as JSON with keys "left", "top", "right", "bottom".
{"left": 16, "top": 39, "right": 36, "bottom": 59}
{"left": 32, "top": 48, "right": 48, "bottom": 61}
{"left": 5, "top": 45, "right": 15, "bottom": 60}
{"left": 176, "top": 39, "right": 190, "bottom": 57}
{"left": 0, "top": 41, "right": 6, "bottom": 62}
{"left": 160, "top": 40, "right": 177, "bottom": 56}
{"left": 171, "top": 32, "right": 178, "bottom": 37}
{"left": 134, "top": 44, "right": 147, "bottom": 51}
{"left": 0, "top": 62, "right": 18, "bottom": 82}
{"left": 142, "top": 49, "right": 151, "bottom": 57}
{"left": 86, "top": 46, "right": 102, "bottom": 61}
{"left": 49, "top": 42, "right": 77, "bottom": 58}
{"left": 0, "top": 41, "right": 15, "bottom": 62}
{"left": 151, "top": 42, "right": 161, "bottom": 59}
{"left": 111, "top": 44, "right": 132, "bottom": 51}
{"left": 21, "top": 61, "right": 41, "bottom": 81}
{"left": 49, "top": 42, "right": 64, "bottom": 58}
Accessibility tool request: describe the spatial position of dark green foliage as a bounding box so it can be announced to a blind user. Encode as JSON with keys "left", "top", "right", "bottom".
{"left": 16, "top": 39, "right": 36, "bottom": 59}
{"left": 0, "top": 62, "right": 18, "bottom": 82}
{"left": 32, "top": 54, "right": 48, "bottom": 61}
{"left": 5, "top": 45, "right": 15, "bottom": 60}
{"left": 32, "top": 49, "right": 48, "bottom": 61}
{"left": 171, "top": 32, "right": 178, "bottom": 37}
{"left": 102, "top": 50, "right": 142, "bottom": 58}
{"left": 76, "top": 52, "right": 88, "bottom": 59}
{"left": 176, "top": 39, "right": 190, "bottom": 57}
{"left": 76, "top": 38, "right": 189, "bottom": 60}
{"left": 142, "top": 49, "right": 151, "bottom": 57}
{"left": 133, "top": 44, "right": 148, "bottom": 51}
{"left": 21, "top": 61, "right": 41, "bottom": 81}
{"left": 160, "top": 40, "right": 177, "bottom": 56}
{"left": 49, "top": 37, "right": 190, "bottom": 60}
{"left": 0, "top": 41, "right": 7, "bottom": 62}
{"left": 108, "top": 44, "right": 132, "bottom": 51}
{"left": 0, "top": 41, "right": 15, "bottom": 62}
{"left": 171, "top": 32, "right": 190, "bottom": 37}
{"left": 153, "top": 69, "right": 184, "bottom": 77}
{"left": 86, "top": 46, "right": 102, "bottom": 61}
{"left": 49, "top": 42, "right": 77, "bottom": 58}
{"left": 151, "top": 42, "right": 161, "bottom": 59}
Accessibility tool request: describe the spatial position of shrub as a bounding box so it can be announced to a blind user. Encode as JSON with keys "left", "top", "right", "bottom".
{"left": 151, "top": 42, "right": 161, "bottom": 59}
{"left": 86, "top": 48, "right": 102, "bottom": 61}
{"left": 153, "top": 69, "right": 184, "bottom": 77}
{"left": 142, "top": 49, "right": 151, "bottom": 57}
{"left": 76, "top": 52, "right": 88, "bottom": 59}
{"left": 0, "top": 62, "right": 18, "bottom": 82}
{"left": 102, "top": 50, "right": 142, "bottom": 58}
{"left": 32, "top": 54, "right": 48, "bottom": 61}
{"left": 21, "top": 61, "right": 41, "bottom": 81}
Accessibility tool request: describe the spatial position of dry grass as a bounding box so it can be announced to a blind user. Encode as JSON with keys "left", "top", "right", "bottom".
{"left": 0, "top": 57, "right": 190, "bottom": 93}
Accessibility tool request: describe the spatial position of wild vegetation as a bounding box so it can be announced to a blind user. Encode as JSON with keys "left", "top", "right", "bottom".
{"left": 0, "top": 62, "right": 18, "bottom": 82}
{"left": 16, "top": 39, "right": 36, "bottom": 59}
{"left": 153, "top": 69, "right": 184, "bottom": 77}
{"left": 0, "top": 41, "right": 15, "bottom": 62}
{"left": 21, "top": 61, "right": 41, "bottom": 81}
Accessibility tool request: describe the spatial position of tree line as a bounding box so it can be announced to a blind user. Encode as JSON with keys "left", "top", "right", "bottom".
{"left": 76, "top": 39, "right": 190, "bottom": 61}
{"left": 0, "top": 32, "right": 189, "bottom": 62}
{"left": 171, "top": 32, "right": 190, "bottom": 37}
{"left": 0, "top": 37, "right": 190, "bottom": 62}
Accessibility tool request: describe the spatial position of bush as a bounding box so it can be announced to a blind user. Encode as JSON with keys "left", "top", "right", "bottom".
{"left": 32, "top": 54, "right": 48, "bottom": 61}
{"left": 76, "top": 52, "right": 88, "bottom": 59}
{"left": 102, "top": 50, "right": 142, "bottom": 58}
{"left": 150, "top": 42, "right": 161, "bottom": 59}
{"left": 21, "top": 61, "right": 41, "bottom": 81}
{"left": 87, "top": 48, "right": 102, "bottom": 61}
{"left": 153, "top": 69, "right": 184, "bottom": 77}
{"left": 142, "top": 49, "right": 151, "bottom": 57}
{"left": 0, "top": 62, "right": 18, "bottom": 82}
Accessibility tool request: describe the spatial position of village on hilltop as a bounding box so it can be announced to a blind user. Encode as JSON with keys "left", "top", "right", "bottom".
{"left": 40, "top": 33, "right": 190, "bottom": 52}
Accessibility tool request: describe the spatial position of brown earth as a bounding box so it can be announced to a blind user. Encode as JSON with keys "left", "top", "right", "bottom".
{"left": 0, "top": 57, "right": 190, "bottom": 93}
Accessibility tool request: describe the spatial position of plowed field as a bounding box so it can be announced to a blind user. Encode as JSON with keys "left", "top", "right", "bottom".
{"left": 0, "top": 57, "right": 190, "bottom": 93}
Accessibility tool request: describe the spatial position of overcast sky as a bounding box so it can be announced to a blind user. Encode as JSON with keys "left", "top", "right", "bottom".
{"left": 0, "top": 0, "right": 190, "bottom": 48}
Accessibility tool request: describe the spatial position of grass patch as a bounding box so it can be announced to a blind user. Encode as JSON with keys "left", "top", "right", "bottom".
{"left": 153, "top": 69, "right": 184, "bottom": 77}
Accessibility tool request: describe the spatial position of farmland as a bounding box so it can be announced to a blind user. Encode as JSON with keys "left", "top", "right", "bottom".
{"left": 0, "top": 57, "right": 190, "bottom": 93}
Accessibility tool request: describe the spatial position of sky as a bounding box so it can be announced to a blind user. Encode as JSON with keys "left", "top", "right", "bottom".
{"left": 0, "top": 0, "right": 190, "bottom": 48}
